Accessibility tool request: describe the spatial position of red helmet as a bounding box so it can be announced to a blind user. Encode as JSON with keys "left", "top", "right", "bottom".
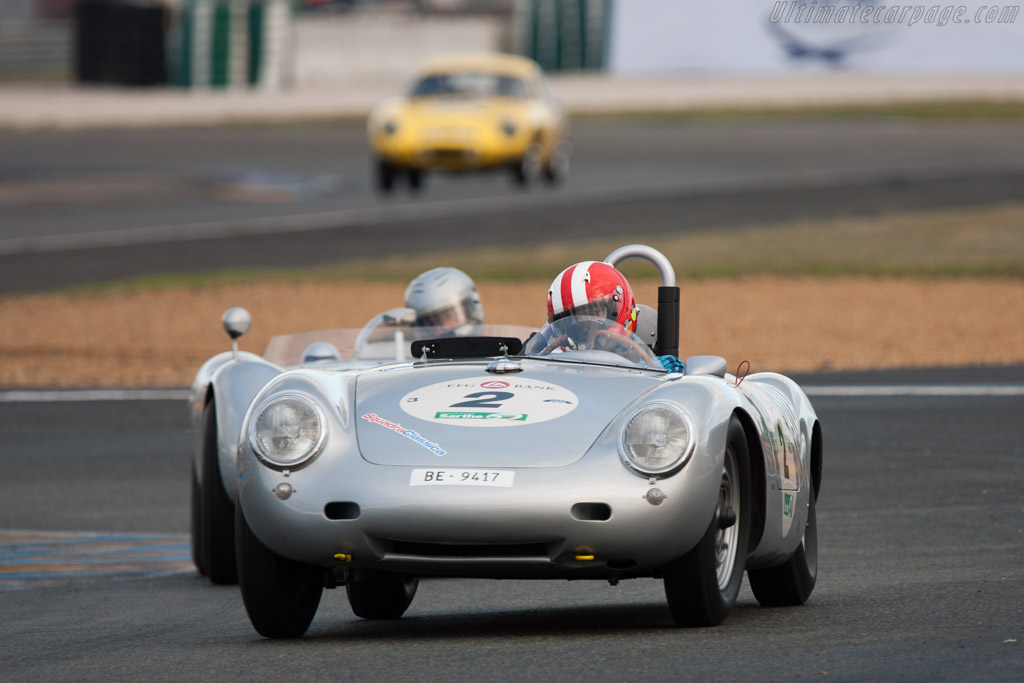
{"left": 547, "top": 261, "right": 638, "bottom": 332}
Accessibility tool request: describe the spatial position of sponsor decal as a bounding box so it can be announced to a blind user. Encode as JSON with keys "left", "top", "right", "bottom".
{"left": 401, "top": 378, "right": 578, "bottom": 427}
{"left": 361, "top": 413, "right": 446, "bottom": 456}
{"left": 434, "top": 411, "right": 528, "bottom": 421}
{"left": 783, "top": 492, "right": 794, "bottom": 518}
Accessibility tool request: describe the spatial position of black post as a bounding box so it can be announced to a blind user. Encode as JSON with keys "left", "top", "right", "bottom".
{"left": 656, "top": 286, "right": 680, "bottom": 358}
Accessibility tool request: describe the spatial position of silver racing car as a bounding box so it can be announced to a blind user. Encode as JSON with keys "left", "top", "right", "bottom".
{"left": 188, "top": 303, "right": 532, "bottom": 585}
{"left": 215, "top": 245, "right": 822, "bottom": 637}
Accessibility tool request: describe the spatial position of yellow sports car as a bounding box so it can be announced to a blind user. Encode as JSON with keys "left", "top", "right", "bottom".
{"left": 367, "top": 53, "right": 569, "bottom": 193}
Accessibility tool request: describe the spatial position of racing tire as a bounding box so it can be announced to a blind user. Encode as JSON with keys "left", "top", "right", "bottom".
{"left": 347, "top": 574, "right": 419, "bottom": 620}
{"left": 510, "top": 143, "right": 542, "bottom": 187}
{"left": 542, "top": 142, "right": 570, "bottom": 185}
{"left": 190, "top": 460, "right": 207, "bottom": 576}
{"left": 200, "top": 398, "right": 238, "bottom": 585}
{"left": 408, "top": 169, "right": 423, "bottom": 192}
{"left": 376, "top": 159, "right": 395, "bottom": 194}
{"left": 236, "top": 505, "right": 324, "bottom": 639}
{"left": 748, "top": 477, "right": 818, "bottom": 607}
{"left": 663, "top": 416, "right": 751, "bottom": 627}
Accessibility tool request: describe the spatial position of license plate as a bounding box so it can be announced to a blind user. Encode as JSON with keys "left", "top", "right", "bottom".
{"left": 410, "top": 469, "right": 514, "bottom": 487}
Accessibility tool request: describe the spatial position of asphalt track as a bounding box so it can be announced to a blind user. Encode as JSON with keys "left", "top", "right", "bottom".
{"left": 1, "top": 366, "right": 1023, "bottom": 680}
{"left": 2, "top": 119, "right": 1024, "bottom": 292}
{"left": 1, "top": 118, "right": 1022, "bottom": 678}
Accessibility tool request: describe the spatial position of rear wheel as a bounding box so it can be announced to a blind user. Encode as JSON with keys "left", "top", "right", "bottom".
{"left": 347, "top": 574, "right": 419, "bottom": 620}
{"left": 748, "top": 478, "right": 818, "bottom": 606}
{"left": 200, "top": 399, "right": 237, "bottom": 584}
{"left": 663, "top": 416, "right": 751, "bottom": 626}
{"left": 236, "top": 505, "right": 324, "bottom": 638}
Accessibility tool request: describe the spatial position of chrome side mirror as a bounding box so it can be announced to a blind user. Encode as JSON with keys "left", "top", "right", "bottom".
{"left": 221, "top": 307, "right": 251, "bottom": 360}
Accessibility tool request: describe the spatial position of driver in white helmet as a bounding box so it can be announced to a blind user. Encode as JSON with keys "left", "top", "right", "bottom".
{"left": 404, "top": 267, "right": 484, "bottom": 335}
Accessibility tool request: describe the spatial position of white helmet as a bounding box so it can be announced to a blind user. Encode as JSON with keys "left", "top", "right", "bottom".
{"left": 404, "top": 267, "right": 484, "bottom": 331}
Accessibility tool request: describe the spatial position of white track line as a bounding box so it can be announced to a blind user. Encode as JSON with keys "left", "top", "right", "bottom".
{"left": 804, "top": 385, "right": 1024, "bottom": 397}
{"left": 0, "top": 389, "right": 189, "bottom": 402}
{"left": 1, "top": 385, "right": 1022, "bottom": 402}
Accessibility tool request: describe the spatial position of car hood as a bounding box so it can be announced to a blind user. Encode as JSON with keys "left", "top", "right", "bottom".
{"left": 354, "top": 361, "right": 662, "bottom": 467}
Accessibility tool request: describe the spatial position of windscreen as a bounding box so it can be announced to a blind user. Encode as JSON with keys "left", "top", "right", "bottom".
{"left": 521, "top": 315, "right": 662, "bottom": 369}
{"left": 410, "top": 73, "right": 527, "bottom": 98}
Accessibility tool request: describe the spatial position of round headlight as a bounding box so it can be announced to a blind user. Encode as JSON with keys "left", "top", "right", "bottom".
{"left": 249, "top": 394, "right": 326, "bottom": 469}
{"left": 621, "top": 403, "right": 694, "bottom": 476}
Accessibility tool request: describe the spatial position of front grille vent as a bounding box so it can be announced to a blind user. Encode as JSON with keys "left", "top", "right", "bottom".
{"left": 386, "top": 540, "right": 549, "bottom": 558}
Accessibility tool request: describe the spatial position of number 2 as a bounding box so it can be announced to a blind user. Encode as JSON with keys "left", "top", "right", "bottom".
{"left": 450, "top": 391, "right": 514, "bottom": 408}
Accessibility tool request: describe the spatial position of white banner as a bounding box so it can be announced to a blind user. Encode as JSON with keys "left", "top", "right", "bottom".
{"left": 609, "top": 0, "right": 1024, "bottom": 72}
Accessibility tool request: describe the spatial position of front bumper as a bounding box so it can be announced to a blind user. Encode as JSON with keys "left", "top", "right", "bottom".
{"left": 237, "top": 442, "right": 722, "bottom": 580}
{"left": 372, "top": 134, "right": 532, "bottom": 171}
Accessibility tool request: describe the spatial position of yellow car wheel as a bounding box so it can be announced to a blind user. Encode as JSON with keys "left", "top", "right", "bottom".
{"left": 510, "top": 142, "right": 543, "bottom": 187}
{"left": 543, "top": 142, "right": 571, "bottom": 185}
{"left": 376, "top": 159, "right": 396, "bottom": 194}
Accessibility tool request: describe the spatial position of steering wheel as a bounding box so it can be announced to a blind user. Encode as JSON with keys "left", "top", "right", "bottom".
{"left": 594, "top": 329, "right": 656, "bottom": 365}
{"left": 540, "top": 333, "right": 570, "bottom": 355}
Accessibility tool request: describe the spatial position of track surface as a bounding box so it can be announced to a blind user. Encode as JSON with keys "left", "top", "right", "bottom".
{"left": 1, "top": 367, "right": 1022, "bottom": 680}
{"left": 2, "top": 119, "right": 1022, "bottom": 678}
{"left": 2, "top": 119, "right": 1024, "bottom": 292}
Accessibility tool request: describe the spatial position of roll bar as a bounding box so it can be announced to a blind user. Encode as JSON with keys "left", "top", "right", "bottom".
{"left": 604, "top": 244, "right": 680, "bottom": 358}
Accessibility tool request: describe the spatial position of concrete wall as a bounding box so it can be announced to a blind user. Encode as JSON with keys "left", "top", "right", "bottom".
{"left": 292, "top": 12, "right": 507, "bottom": 86}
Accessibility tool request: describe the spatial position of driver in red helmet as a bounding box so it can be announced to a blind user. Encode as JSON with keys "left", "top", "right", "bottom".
{"left": 546, "top": 260, "right": 685, "bottom": 372}
{"left": 547, "top": 260, "right": 638, "bottom": 331}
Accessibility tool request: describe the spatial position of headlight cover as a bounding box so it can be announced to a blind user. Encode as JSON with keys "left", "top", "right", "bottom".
{"left": 249, "top": 393, "right": 327, "bottom": 470}
{"left": 621, "top": 403, "right": 695, "bottom": 477}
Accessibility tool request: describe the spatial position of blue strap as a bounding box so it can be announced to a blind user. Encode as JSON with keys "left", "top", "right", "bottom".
{"left": 658, "top": 355, "right": 686, "bottom": 373}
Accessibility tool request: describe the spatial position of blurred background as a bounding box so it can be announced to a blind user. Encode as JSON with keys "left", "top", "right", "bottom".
{"left": 1, "top": 0, "right": 1022, "bottom": 387}
{"left": 3, "top": 0, "right": 1024, "bottom": 85}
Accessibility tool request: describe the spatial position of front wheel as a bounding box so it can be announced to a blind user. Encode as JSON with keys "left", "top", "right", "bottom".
{"left": 748, "top": 478, "right": 818, "bottom": 606}
{"left": 510, "top": 143, "right": 542, "bottom": 187}
{"left": 200, "top": 399, "right": 237, "bottom": 584}
{"left": 376, "top": 159, "right": 396, "bottom": 193}
{"left": 542, "top": 142, "right": 570, "bottom": 185}
{"left": 347, "top": 574, "right": 419, "bottom": 620}
{"left": 189, "top": 460, "right": 207, "bottom": 576}
{"left": 236, "top": 505, "right": 324, "bottom": 638}
{"left": 663, "top": 416, "right": 751, "bottom": 627}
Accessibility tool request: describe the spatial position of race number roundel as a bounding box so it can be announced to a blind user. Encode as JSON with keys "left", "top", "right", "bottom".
{"left": 400, "top": 378, "right": 578, "bottom": 427}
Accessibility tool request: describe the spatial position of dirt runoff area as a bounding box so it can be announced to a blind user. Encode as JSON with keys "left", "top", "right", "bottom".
{"left": 1, "top": 276, "right": 1022, "bottom": 388}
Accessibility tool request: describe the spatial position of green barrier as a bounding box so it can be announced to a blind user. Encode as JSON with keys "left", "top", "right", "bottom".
{"left": 170, "top": 0, "right": 287, "bottom": 89}
{"left": 521, "top": 0, "right": 610, "bottom": 72}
